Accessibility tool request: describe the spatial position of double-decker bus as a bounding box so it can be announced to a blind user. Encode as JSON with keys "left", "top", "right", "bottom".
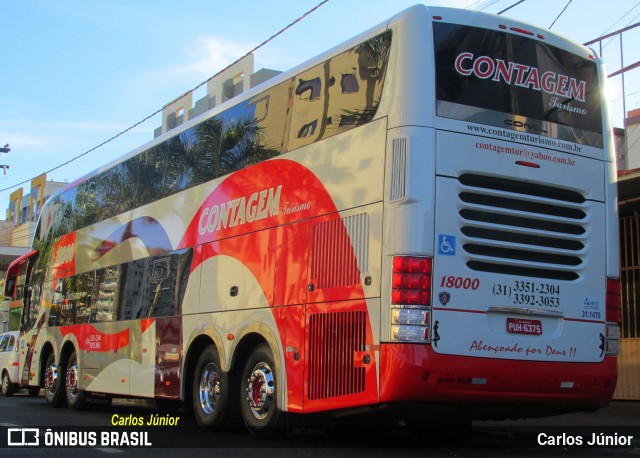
{"left": 5, "top": 5, "right": 619, "bottom": 437}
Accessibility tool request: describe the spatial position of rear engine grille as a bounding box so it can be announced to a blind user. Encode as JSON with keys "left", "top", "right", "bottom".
{"left": 457, "top": 174, "right": 588, "bottom": 281}
{"left": 308, "top": 311, "right": 366, "bottom": 400}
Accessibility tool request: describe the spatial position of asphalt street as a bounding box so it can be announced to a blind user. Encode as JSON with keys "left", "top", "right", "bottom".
{"left": 0, "top": 390, "right": 638, "bottom": 457}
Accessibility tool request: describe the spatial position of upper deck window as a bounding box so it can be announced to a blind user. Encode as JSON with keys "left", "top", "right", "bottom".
{"left": 434, "top": 22, "right": 602, "bottom": 148}
{"left": 36, "top": 31, "right": 392, "bottom": 244}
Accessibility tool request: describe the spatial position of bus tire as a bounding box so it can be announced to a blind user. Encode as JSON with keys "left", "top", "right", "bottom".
{"left": 44, "top": 353, "right": 66, "bottom": 408}
{"left": 28, "top": 386, "right": 41, "bottom": 397}
{"left": 65, "top": 351, "right": 87, "bottom": 411}
{"left": 240, "top": 343, "right": 283, "bottom": 438}
{"left": 193, "top": 345, "right": 228, "bottom": 430}
{"left": 1, "top": 371, "right": 16, "bottom": 396}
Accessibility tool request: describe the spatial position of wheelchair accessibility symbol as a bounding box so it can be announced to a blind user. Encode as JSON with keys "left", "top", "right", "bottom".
{"left": 438, "top": 234, "right": 456, "bottom": 256}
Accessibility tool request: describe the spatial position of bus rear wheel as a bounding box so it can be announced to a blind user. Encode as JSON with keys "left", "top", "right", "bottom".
{"left": 240, "top": 343, "right": 283, "bottom": 437}
{"left": 193, "top": 345, "right": 228, "bottom": 429}
{"left": 44, "top": 353, "right": 66, "bottom": 408}
{"left": 28, "top": 386, "right": 41, "bottom": 397}
{"left": 66, "top": 351, "right": 87, "bottom": 410}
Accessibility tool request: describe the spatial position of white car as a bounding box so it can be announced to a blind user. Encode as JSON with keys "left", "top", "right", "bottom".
{"left": 0, "top": 331, "right": 39, "bottom": 396}
{"left": 0, "top": 331, "right": 20, "bottom": 396}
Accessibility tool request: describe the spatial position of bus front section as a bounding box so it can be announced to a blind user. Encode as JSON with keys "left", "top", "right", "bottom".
{"left": 379, "top": 6, "right": 619, "bottom": 421}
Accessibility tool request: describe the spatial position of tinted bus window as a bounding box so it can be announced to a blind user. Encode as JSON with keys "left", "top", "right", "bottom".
{"left": 434, "top": 22, "right": 603, "bottom": 147}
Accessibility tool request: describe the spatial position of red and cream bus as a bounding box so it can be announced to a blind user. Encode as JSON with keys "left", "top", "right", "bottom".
{"left": 5, "top": 5, "right": 619, "bottom": 436}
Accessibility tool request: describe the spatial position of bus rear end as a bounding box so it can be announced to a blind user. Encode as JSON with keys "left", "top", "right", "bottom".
{"left": 380, "top": 6, "right": 619, "bottom": 420}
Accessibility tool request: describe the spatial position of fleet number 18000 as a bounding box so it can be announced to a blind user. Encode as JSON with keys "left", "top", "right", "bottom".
{"left": 439, "top": 276, "right": 480, "bottom": 290}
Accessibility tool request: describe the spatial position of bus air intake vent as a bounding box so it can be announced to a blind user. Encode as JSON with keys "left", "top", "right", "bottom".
{"left": 311, "top": 214, "right": 369, "bottom": 289}
{"left": 343, "top": 213, "right": 370, "bottom": 274}
{"left": 308, "top": 310, "right": 366, "bottom": 400}
{"left": 457, "top": 174, "right": 588, "bottom": 281}
{"left": 390, "top": 137, "right": 408, "bottom": 201}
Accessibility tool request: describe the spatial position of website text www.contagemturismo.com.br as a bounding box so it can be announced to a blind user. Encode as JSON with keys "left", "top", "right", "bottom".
{"left": 467, "top": 124, "right": 583, "bottom": 154}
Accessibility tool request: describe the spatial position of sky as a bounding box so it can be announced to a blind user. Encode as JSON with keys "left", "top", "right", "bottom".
{"left": 1, "top": 0, "right": 640, "bottom": 209}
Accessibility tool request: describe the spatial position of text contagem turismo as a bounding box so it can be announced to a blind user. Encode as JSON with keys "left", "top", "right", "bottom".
{"left": 454, "top": 52, "right": 587, "bottom": 102}
{"left": 198, "top": 185, "right": 282, "bottom": 235}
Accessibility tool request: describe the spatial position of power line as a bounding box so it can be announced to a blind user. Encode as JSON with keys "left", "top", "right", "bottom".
{"left": 610, "top": 88, "right": 640, "bottom": 103}
{"left": 0, "top": 0, "right": 332, "bottom": 195}
{"left": 498, "top": 0, "right": 526, "bottom": 15}
{"left": 476, "top": 0, "right": 502, "bottom": 12}
{"left": 549, "top": 0, "right": 573, "bottom": 29}
{"left": 464, "top": 0, "right": 487, "bottom": 10}
{"left": 599, "top": 1, "right": 640, "bottom": 38}
{"left": 5, "top": 0, "right": 635, "bottom": 199}
{"left": 600, "top": 11, "right": 640, "bottom": 52}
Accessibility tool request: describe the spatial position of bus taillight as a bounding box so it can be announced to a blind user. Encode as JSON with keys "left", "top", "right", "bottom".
{"left": 391, "top": 288, "right": 429, "bottom": 306}
{"left": 606, "top": 277, "right": 621, "bottom": 356}
{"left": 391, "top": 256, "right": 432, "bottom": 343}
{"left": 393, "top": 256, "right": 432, "bottom": 275}
{"left": 606, "top": 278, "right": 621, "bottom": 324}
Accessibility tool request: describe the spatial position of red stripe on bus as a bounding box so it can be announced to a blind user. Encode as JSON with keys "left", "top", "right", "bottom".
{"left": 59, "top": 325, "right": 130, "bottom": 352}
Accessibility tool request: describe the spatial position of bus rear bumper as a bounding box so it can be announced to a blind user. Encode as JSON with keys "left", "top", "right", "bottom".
{"left": 379, "top": 343, "right": 617, "bottom": 409}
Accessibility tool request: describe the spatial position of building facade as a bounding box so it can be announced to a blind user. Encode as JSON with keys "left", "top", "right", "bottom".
{"left": 615, "top": 108, "right": 640, "bottom": 400}
{"left": 0, "top": 174, "right": 65, "bottom": 331}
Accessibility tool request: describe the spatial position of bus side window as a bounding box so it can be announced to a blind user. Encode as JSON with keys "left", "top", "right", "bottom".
{"left": 136, "top": 250, "right": 192, "bottom": 319}
{"left": 48, "top": 281, "right": 61, "bottom": 327}
{"left": 143, "top": 257, "right": 173, "bottom": 318}
{"left": 29, "top": 284, "right": 42, "bottom": 327}
{"left": 119, "top": 260, "right": 145, "bottom": 321}
{"left": 61, "top": 273, "right": 94, "bottom": 325}
{"left": 298, "top": 120, "right": 318, "bottom": 138}
{"left": 21, "top": 285, "right": 35, "bottom": 331}
{"left": 93, "top": 267, "right": 120, "bottom": 323}
{"left": 247, "top": 95, "right": 270, "bottom": 124}
{"left": 340, "top": 73, "right": 359, "bottom": 94}
{"left": 4, "top": 273, "right": 16, "bottom": 298}
{"left": 139, "top": 145, "right": 167, "bottom": 204}
{"left": 75, "top": 177, "right": 99, "bottom": 229}
{"left": 21, "top": 290, "right": 29, "bottom": 330}
{"left": 296, "top": 77, "right": 322, "bottom": 100}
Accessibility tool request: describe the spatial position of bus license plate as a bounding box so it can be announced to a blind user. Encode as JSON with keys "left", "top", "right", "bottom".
{"left": 506, "top": 318, "right": 542, "bottom": 336}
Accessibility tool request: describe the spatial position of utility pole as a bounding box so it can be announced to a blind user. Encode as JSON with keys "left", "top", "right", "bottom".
{"left": 0, "top": 143, "right": 9, "bottom": 174}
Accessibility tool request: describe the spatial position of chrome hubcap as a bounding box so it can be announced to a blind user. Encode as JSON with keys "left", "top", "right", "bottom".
{"left": 199, "top": 362, "right": 221, "bottom": 415}
{"left": 66, "top": 361, "right": 79, "bottom": 401}
{"left": 246, "top": 362, "right": 275, "bottom": 420}
{"left": 45, "top": 363, "right": 58, "bottom": 393}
